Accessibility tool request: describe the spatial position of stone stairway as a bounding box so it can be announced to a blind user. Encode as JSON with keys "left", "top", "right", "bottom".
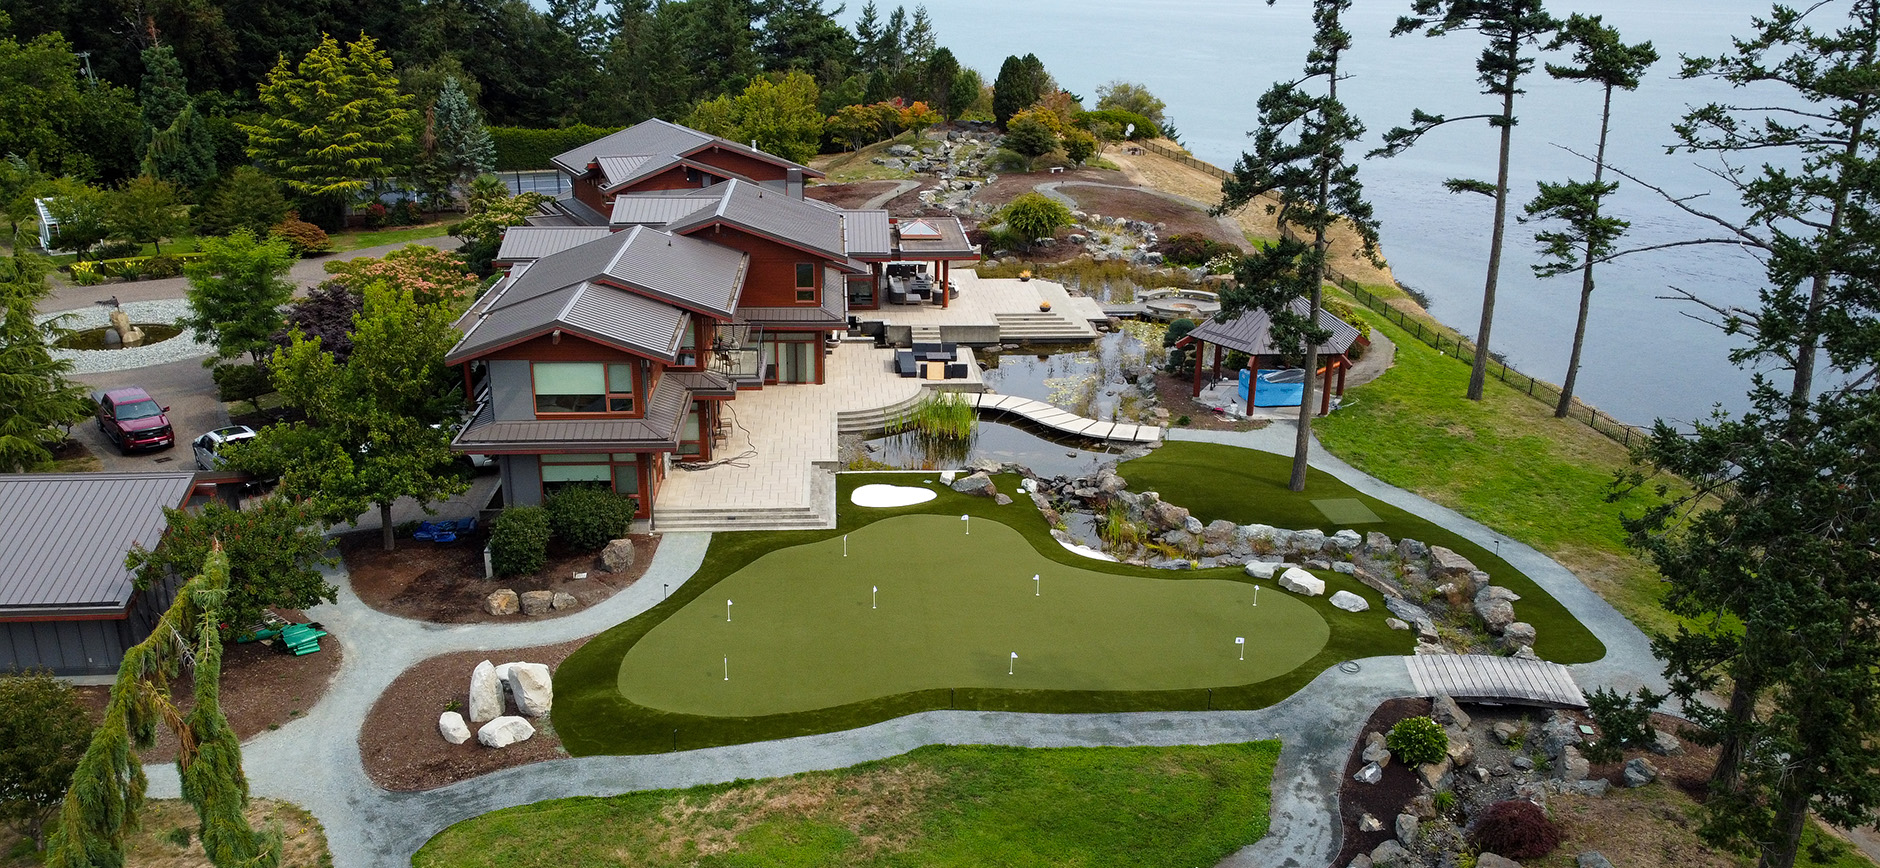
{"left": 908, "top": 323, "right": 944, "bottom": 343}
{"left": 652, "top": 467, "right": 836, "bottom": 532}
{"left": 993, "top": 311, "right": 1098, "bottom": 343}
{"left": 836, "top": 392, "right": 925, "bottom": 435}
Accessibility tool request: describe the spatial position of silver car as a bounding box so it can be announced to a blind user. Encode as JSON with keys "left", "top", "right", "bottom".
{"left": 192, "top": 425, "right": 258, "bottom": 471}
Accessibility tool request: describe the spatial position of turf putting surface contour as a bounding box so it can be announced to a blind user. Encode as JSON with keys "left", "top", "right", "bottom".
{"left": 620, "top": 514, "right": 1329, "bottom": 717}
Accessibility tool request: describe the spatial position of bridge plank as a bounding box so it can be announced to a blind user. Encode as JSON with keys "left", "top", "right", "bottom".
{"left": 1403, "top": 655, "right": 1586, "bottom": 708}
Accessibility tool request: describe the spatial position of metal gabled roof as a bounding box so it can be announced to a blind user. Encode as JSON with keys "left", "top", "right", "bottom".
{"left": 596, "top": 226, "right": 747, "bottom": 318}
{"left": 496, "top": 227, "right": 616, "bottom": 262}
{"left": 551, "top": 118, "right": 824, "bottom": 182}
{"left": 0, "top": 472, "right": 195, "bottom": 616}
{"left": 609, "top": 194, "right": 721, "bottom": 227}
{"left": 842, "top": 209, "right": 893, "bottom": 258}
{"left": 449, "top": 280, "right": 688, "bottom": 364}
{"left": 1187, "top": 297, "right": 1366, "bottom": 357}
{"left": 665, "top": 180, "right": 847, "bottom": 261}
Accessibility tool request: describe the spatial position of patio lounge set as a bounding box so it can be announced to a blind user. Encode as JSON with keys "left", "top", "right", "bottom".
{"left": 895, "top": 342, "right": 970, "bottom": 380}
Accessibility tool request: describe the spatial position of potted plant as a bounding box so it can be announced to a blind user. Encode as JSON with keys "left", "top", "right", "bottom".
{"left": 1019, "top": 269, "right": 1033, "bottom": 282}
{"left": 1039, "top": 300, "right": 1052, "bottom": 312}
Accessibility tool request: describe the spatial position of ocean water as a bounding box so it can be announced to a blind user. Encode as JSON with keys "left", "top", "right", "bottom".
{"left": 886, "top": 0, "right": 1795, "bottom": 426}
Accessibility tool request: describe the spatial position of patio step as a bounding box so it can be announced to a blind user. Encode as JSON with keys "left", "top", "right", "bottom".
{"left": 908, "top": 324, "right": 944, "bottom": 343}
{"left": 652, "top": 470, "right": 837, "bottom": 532}
{"left": 993, "top": 311, "right": 1098, "bottom": 343}
{"left": 837, "top": 392, "right": 926, "bottom": 435}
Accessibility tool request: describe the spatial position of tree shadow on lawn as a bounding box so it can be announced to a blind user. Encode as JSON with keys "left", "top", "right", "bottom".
{"left": 553, "top": 473, "right": 1415, "bottom": 757}
{"left": 1118, "top": 441, "right": 1606, "bottom": 664}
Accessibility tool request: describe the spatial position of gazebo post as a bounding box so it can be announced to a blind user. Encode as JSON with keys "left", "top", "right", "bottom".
{"left": 1319, "top": 362, "right": 1334, "bottom": 416}
{"left": 1246, "top": 356, "right": 1257, "bottom": 416}
{"left": 1336, "top": 356, "right": 1348, "bottom": 395}
{"left": 1212, "top": 344, "right": 1222, "bottom": 381}
{"left": 940, "top": 259, "right": 950, "bottom": 308}
{"left": 1191, "top": 340, "right": 1205, "bottom": 397}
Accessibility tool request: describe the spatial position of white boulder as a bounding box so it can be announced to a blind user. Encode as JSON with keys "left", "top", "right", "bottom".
{"left": 505, "top": 662, "right": 554, "bottom": 717}
{"left": 468, "top": 660, "right": 504, "bottom": 722}
{"left": 1329, "top": 590, "right": 1370, "bottom": 612}
{"left": 1244, "top": 561, "right": 1281, "bottom": 579}
{"left": 1278, "top": 567, "right": 1325, "bottom": 597}
{"left": 438, "top": 711, "right": 471, "bottom": 744}
{"left": 476, "top": 715, "right": 536, "bottom": 748}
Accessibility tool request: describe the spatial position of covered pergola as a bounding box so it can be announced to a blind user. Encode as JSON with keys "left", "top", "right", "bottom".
{"left": 842, "top": 213, "right": 977, "bottom": 310}
{"left": 1175, "top": 298, "right": 1367, "bottom": 417}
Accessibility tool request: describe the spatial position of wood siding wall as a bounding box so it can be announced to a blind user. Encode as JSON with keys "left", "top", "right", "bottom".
{"left": 688, "top": 225, "right": 824, "bottom": 307}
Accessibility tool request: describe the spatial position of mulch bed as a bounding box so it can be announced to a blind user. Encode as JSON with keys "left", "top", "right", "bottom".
{"left": 972, "top": 166, "right": 1124, "bottom": 209}
{"left": 1337, "top": 697, "right": 1434, "bottom": 867}
{"left": 1061, "top": 185, "right": 1245, "bottom": 247}
{"left": 340, "top": 529, "right": 657, "bottom": 623}
{"left": 73, "top": 608, "right": 344, "bottom": 764}
{"left": 1150, "top": 371, "right": 1272, "bottom": 432}
{"left": 805, "top": 180, "right": 904, "bottom": 209}
{"left": 360, "top": 640, "right": 584, "bottom": 791}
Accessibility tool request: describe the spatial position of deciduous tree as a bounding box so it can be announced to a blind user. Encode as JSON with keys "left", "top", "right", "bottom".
{"left": 182, "top": 230, "right": 296, "bottom": 365}
{"left": 684, "top": 71, "right": 824, "bottom": 163}
{"left": 323, "top": 244, "right": 479, "bottom": 308}
{"left": 1002, "top": 109, "right": 1060, "bottom": 170}
{"left": 0, "top": 251, "right": 89, "bottom": 472}
{"left": 125, "top": 497, "right": 336, "bottom": 642}
{"left": 0, "top": 672, "right": 91, "bottom": 850}
{"left": 233, "top": 283, "right": 467, "bottom": 551}
{"left": 1219, "top": 0, "right": 1381, "bottom": 492}
{"left": 1095, "top": 80, "right": 1167, "bottom": 125}
{"left": 105, "top": 175, "right": 187, "bottom": 254}
{"left": 1370, "top": 0, "right": 1559, "bottom": 401}
{"left": 240, "top": 33, "right": 415, "bottom": 229}
{"left": 1520, "top": 14, "right": 1653, "bottom": 419}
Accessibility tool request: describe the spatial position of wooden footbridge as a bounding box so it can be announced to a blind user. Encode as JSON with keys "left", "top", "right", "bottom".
{"left": 1404, "top": 654, "right": 1588, "bottom": 708}
{"left": 960, "top": 392, "right": 1164, "bottom": 444}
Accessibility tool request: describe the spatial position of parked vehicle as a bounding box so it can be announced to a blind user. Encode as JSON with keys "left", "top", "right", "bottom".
{"left": 192, "top": 425, "right": 258, "bottom": 471}
{"left": 93, "top": 387, "right": 174, "bottom": 453}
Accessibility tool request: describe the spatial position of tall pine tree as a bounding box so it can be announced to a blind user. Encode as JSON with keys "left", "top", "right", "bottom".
{"left": 1370, "top": 0, "right": 1559, "bottom": 401}
{"left": 1217, "top": 0, "right": 1381, "bottom": 492}
{"left": 0, "top": 251, "right": 90, "bottom": 472}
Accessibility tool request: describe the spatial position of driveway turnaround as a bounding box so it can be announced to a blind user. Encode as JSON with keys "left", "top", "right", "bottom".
{"left": 142, "top": 422, "right": 1669, "bottom": 868}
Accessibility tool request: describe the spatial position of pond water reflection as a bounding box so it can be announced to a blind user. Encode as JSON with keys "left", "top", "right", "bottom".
{"left": 861, "top": 420, "right": 1126, "bottom": 479}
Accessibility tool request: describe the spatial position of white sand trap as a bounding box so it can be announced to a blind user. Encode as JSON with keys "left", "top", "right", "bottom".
{"left": 1057, "top": 539, "right": 1119, "bottom": 562}
{"left": 851, "top": 484, "right": 938, "bottom": 508}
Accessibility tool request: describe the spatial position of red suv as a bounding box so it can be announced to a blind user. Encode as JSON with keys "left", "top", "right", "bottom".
{"left": 94, "top": 387, "right": 175, "bottom": 453}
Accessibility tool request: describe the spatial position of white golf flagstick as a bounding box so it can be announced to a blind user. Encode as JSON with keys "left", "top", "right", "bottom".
{"left": 1009, "top": 651, "right": 1017, "bottom": 675}
{"left": 1033, "top": 574, "right": 1040, "bottom": 596}
{"left": 1236, "top": 636, "right": 1246, "bottom": 660}
{"left": 724, "top": 656, "right": 728, "bottom": 680}
{"left": 872, "top": 585, "right": 877, "bottom": 609}
{"left": 726, "top": 599, "right": 733, "bottom": 621}
{"left": 1253, "top": 584, "right": 1259, "bottom": 606}
{"left": 962, "top": 514, "right": 970, "bottom": 535}
{"left": 844, "top": 534, "right": 848, "bottom": 557}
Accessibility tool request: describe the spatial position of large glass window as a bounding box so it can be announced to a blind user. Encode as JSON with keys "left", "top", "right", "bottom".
{"left": 534, "top": 362, "right": 637, "bottom": 414}
{"left": 541, "top": 453, "right": 642, "bottom": 500}
{"left": 765, "top": 340, "right": 814, "bottom": 383}
{"left": 676, "top": 319, "right": 698, "bottom": 367}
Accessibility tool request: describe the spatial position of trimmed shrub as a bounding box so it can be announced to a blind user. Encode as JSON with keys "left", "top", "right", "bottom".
{"left": 489, "top": 506, "right": 551, "bottom": 577}
{"left": 139, "top": 254, "right": 185, "bottom": 279}
{"left": 211, "top": 363, "right": 272, "bottom": 403}
{"left": 270, "top": 212, "right": 332, "bottom": 256}
{"left": 488, "top": 125, "right": 626, "bottom": 171}
{"left": 987, "top": 148, "right": 1032, "bottom": 173}
{"left": 1470, "top": 799, "right": 1561, "bottom": 860}
{"left": 1386, "top": 716, "right": 1449, "bottom": 766}
{"left": 545, "top": 485, "right": 637, "bottom": 552}
{"left": 1155, "top": 233, "right": 1240, "bottom": 266}
{"left": 92, "top": 239, "right": 142, "bottom": 260}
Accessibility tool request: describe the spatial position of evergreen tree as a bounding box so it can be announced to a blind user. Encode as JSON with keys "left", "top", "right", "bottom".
{"left": 44, "top": 548, "right": 282, "bottom": 868}
{"left": 1370, "top": 0, "right": 1559, "bottom": 401}
{"left": 903, "top": 5, "right": 935, "bottom": 66}
{"left": 196, "top": 167, "right": 288, "bottom": 238}
{"left": 0, "top": 251, "right": 89, "bottom": 473}
{"left": 683, "top": 0, "right": 761, "bottom": 95}
{"left": 922, "top": 46, "right": 959, "bottom": 114}
{"left": 240, "top": 34, "right": 415, "bottom": 229}
{"left": 142, "top": 103, "right": 217, "bottom": 190}
{"left": 1217, "top": 0, "right": 1380, "bottom": 493}
{"left": 758, "top": 0, "right": 857, "bottom": 83}
{"left": 1520, "top": 14, "right": 1655, "bottom": 418}
{"left": 853, "top": 1, "right": 882, "bottom": 72}
{"left": 594, "top": 0, "right": 695, "bottom": 125}
{"left": 137, "top": 45, "right": 189, "bottom": 142}
{"left": 426, "top": 77, "right": 496, "bottom": 204}
{"left": 182, "top": 230, "right": 296, "bottom": 365}
{"left": 878, "top": 5, "right": 907, "bottom": 72}
{"left": 991, "top": 53, "right": 1049, "bottom": 128}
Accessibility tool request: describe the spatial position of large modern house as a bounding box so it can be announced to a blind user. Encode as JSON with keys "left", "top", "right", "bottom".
{"left": 446, "top": 119, "right": 975, "bottom": 519}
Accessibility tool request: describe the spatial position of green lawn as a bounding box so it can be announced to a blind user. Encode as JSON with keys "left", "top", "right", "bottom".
{"left": 620, "top": 513, "right": 1331, "bottom": 717}
{"left": 413, "top": 742, "right": 1280, "bottom": 868}
{"left": 1312, "top": 295, "right": 1680, "bottom": 637}
{"left": 328, "top": 221, "right": 455, "bottom": 252}
{"left": 1119, "top": 441, "right": 1605, "bottom": 664}
{"left": 554, "top": 474, "right": 1412, "bottom": 756}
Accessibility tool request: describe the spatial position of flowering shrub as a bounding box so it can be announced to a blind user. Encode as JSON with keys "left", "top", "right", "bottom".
{"left": 322, "top": 245, "right": 478, "bottom": 308}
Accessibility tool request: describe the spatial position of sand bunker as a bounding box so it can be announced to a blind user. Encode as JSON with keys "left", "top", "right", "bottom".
{"left": 851, "top": 484, "right": 938, "bottom": 508}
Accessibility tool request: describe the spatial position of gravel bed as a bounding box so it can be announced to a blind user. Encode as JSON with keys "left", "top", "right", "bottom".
{"left": 37, "top": 299, "right": 214, "bottom": 373}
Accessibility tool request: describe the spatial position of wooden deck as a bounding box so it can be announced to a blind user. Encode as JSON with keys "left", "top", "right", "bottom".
{"left": 962, "top": 393, "right": 1164, "bottom": 444}
{"left": 1404, "top": 654, "right": 1588, "bottom": 708}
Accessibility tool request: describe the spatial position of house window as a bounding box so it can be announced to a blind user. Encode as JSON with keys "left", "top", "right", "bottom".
{"left": 676, "top": 319, "right": 698, "bottom": 367}
{"left": 533, "top": 362, "right": 637, "bottom": 415}
{"left": 541, "top": 453, "right": 642, "bottom": 499}
{"left": 795, "top": 263, "right": 816, "bottom": 302}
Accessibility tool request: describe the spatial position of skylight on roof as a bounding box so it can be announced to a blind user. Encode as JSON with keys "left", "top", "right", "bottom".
{"left": 897, "top": 219, "right": 942, "bottom": 239}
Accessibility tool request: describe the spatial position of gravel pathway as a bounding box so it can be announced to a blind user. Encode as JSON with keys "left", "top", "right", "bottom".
{"left": 141, "top": 408, "right": 1663, "bottom": 868}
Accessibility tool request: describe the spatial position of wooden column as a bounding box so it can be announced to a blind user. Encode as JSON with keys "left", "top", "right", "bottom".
{"left": 1245, "top": 357, "right": 1257, "bottom": 416}
{"left": 1190, "top": 340, "right": 1204, "bottom": 397}
{"left": 940, "top": 259, "right": 950, "bottom": 308}
{"left": 1212, "top": 344, "right": 1223, "bottom": 381}
{"left": 1336, "top": 356, "right": 1348, "bottom": 395}
{"left": 1319, "top": 362, "right": 1334, "bottom": 416}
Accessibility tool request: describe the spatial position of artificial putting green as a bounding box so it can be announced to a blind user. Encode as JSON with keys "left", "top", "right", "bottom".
{"left": 619, "top": 513, "right": 1330, "bottom": 717}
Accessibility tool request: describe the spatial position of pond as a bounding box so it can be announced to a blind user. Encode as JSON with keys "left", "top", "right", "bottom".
{"left": 979, "top": 328, "right": 1165, "bottom": 423}
{"left": 861, "top": 420, "right": 1127, "bottom": 479}
{"left": 55, "top": 323, "right": 184, "bottom": 350}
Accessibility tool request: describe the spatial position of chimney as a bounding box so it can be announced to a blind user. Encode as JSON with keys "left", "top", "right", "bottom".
{"left": 786, "top": 167, "right": 804, "bottom": 200}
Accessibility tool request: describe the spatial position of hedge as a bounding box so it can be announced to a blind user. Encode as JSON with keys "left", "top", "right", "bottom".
{"left": 490, "top": 125, "right": 627, "bottom": 171}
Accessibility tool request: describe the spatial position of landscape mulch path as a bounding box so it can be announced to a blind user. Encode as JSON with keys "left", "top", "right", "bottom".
{"left": 973, "top": 166, "right": 1121, "bottom": 209}
{"left": 341, "top": 529, "right": 657, "bottom": 623}
{"left": 74, "top": 609, "right": 344, "bottom": 765}
{"left": 360, "top": 639, "right": 584, "bottom": 791}
{"left": 1060, "top": 184, "right": 1245, "bottom": 247}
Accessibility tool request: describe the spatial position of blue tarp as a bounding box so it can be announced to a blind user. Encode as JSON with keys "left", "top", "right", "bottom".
{"left": 1238, "top": 369, "right": 1305, "bottom": 407}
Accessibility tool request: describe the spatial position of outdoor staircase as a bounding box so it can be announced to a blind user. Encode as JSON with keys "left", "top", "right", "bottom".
{"left": 908, "top": 323, "right": 945, "bottom": 344}
{"left": 993, "top": 311, "right": 1099, "bottom": 343}
{"left": 651, "top": 468, "right": 836, "bottom": 532}
{"left": 836, "top": 392, "right": 924, "bottom": 435}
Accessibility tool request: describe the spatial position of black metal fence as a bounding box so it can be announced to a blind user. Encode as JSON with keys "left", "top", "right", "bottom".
{"left": 1335, "top": 278, "right": 1651, "bottom": 449}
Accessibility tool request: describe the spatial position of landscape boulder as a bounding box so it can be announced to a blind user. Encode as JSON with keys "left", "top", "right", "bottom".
{"left": 1354, "top": 762, "right": 1383, "bottom": 784}
{"left": 1395, "top": 813, "right": 1418, "bottom": 845}
{"left": 1364, "top": 531, "right": 1394, "bottom": 554}
{"left": 1362, "top": 732, "right": 1391, "bottom": 766}
{"left": 1651, "top": 729, "right": 1684, "bottom": 756}
{"left": 1201, "top": 519, "right": 1238, "bottom": 554}
{"left": 520, "top": 590, "right": 555, "bottom": 616}
{"left": 1578, "top": 852, "right": 1617, "bottom": 868}
{"left": 1396, "top": 538, "right": 1428, "bottom": 560}
{"left": 1329, "top": 590, "right": 1370, "bottom": 612}
{"left": 1623, "top": 757, "right": 1659, "bottom": 787}
{"left": 1427, "top": 546, "right": 1478, "bottom": 577}
{"left": 468, "top": 660, "right": 504, "bottom": 722}
{"left": 1417, "top": 758, "right": 1451, "bottom": 788}
{"left": 1560, "top": 745, "right": 1591, "bottom": 783}
{"left": 1278, "top": 567, "right": 1325, "bottom": 597}
{"left": 476, "top": 715, "right": 536, "bottom": 748}
{"left": 1474, "top": 586, "right": 1519, "bottom": 634}
{"left": 438, "top": 711, "right": 471, "bottom": 744}
{"left": 1370, "top": 839, "right": 1410, "bottom": 868}
{"left": 950, "top": 471, "right": 997, "bottom": 497}
{"left": 1385, "top": 618, "right": 1410, "bottom": 631}
{"left": 1244, "top": 561, "right": 1282, "bottom": 580}
{"left": 1292, "top": 528, "right": 1327, "bottom": 553}
{"left": 600, "top": 538, "right": 637, "bottom": 573}
{"left": 505, "top": 662, "right": 554, "bottom": 717}
{"left": 1431, "top": 693, "right": 1472, "bottom": 730}
{"left": 1359, "top": 814, "right": 1385, "bottom": 833}
{"left": 551, "top": 591, "right": 579, "bottom": 610}
{"left": 1477, "top": 855, "right": 1521, "bottom": 868}
{"left": 1329, "top": 529, "right": 1363, "bottom": 552}
{"left": 1500, "top": 622, "right": 1537, "bottom": 650}
{"left": 484, "top": 589, "right": 519, "bottom": 617}
{"left": 1147, "top": 499, "right": 1190, "bottom": 531}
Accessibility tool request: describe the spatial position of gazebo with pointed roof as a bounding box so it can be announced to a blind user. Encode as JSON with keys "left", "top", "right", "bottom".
{"left": 1174, "top": 298, "right": 1368, "bottom": 416}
